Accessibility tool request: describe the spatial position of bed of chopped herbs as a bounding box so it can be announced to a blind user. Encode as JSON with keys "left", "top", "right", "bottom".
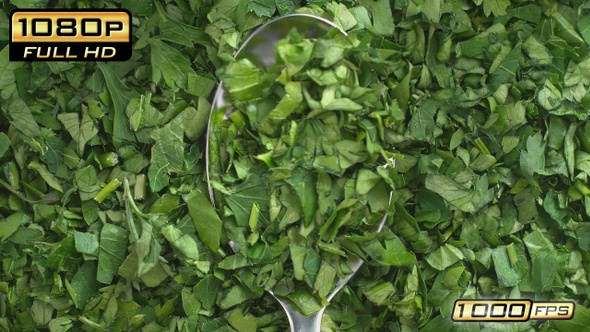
{"left": 1, "top": 0, "right": 590, "bottom": 331}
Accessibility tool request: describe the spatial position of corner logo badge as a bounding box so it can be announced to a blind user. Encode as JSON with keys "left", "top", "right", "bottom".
{"left": 9, "top": 9, "right": 132, "bottom": 61}
{"left": 452, "top": 300, "right": 575, "bottom": 322}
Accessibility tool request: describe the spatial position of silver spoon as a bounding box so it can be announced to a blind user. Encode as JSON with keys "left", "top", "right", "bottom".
{"left": 205, "top": 13, "right": 393, "bottom": 332}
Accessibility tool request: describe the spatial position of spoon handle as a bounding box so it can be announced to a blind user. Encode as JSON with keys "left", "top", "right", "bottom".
{"left": 274, "top": 298, "right": 326, "bottom": 332}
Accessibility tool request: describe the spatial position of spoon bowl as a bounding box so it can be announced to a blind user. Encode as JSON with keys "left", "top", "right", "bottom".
{"left": 206, "top": 14, "right": 346, "bottom": 203}
{"left": 205, "top": 14, "right": 392, "bottom": 332}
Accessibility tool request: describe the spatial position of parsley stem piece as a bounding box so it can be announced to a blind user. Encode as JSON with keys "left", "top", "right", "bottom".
{"left": 79, "top": 316, "right": 106, "bottom": 330}
{"left": 575, "top": 180, "right": 590, "bottom": 196}
{"left": 230, "top": 111, "right": 247, "bottom": 131}
{"left": 0, "top": 179, "right": 30, "bottom": 203}
{"left": 134, "top": 174, "right": 147, "bottom": 201}
{"left": 568, "top": 186, "right": 584, "bottom": 201}
{"left": 475, "top": 138, "right": 491, "bottom": 155}
{"left": 21, "top": 181, "right": 44, "bottom": 200}
{"left": 96, "top": 152, "right": 119, "bottom": 169}
{"left": 94, "top": 178, "right": 122, "bottom": 203}
{"left": 124, "top": 179, "right": 149, "bottom": 219}
{"left": 249, "top": 203, "right": 260, "bottom": 232}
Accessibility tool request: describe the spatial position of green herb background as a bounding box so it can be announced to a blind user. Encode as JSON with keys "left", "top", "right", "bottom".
{"left": 1, "top": 0, "right": 590, "bottom": 331}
